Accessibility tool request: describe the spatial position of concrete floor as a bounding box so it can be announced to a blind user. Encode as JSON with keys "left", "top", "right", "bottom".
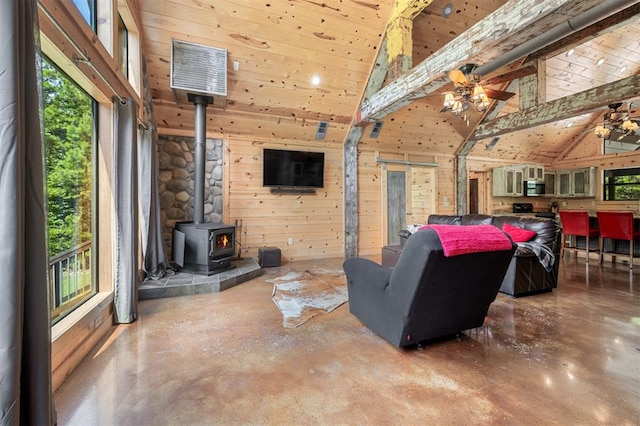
{"left": 55, "top": 256, "right": 640, "bottom": 425}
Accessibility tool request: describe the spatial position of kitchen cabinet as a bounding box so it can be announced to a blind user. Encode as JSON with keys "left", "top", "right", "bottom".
{"left": 493, "top": 166, "right": 524, "bottom": 197}
{"left": 544, "top": 172, "right": 556, "bottom": 196}
{"left": 524, "top": 164, "right": 545, "bottom": 181}
{"left": 556, "top": 167, "right": 596, "bottom": 197}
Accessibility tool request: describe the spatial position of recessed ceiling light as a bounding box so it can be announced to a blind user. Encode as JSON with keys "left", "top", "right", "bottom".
{"left": 442, "top": 3, "right": 453, "bottom": 18}
{"left": 566, "top": 48, "right": 575, "bottom": 57}
{"left": 311, "top": 75, "right": 321, "bottom": 86}
{"left": 596, "top": 57, "right": 605, "bottom": 67}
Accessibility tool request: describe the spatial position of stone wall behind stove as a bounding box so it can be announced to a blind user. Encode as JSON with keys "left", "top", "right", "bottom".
{"left": 157, "top": 135, "right": 224, "bottom": 249}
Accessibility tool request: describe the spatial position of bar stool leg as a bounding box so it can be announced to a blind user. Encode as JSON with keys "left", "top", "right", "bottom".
{"left": 586, "top": 236, "right": 589, "bottom": 263}
{"left": 599, "top": 237, "right": 604, "bottom": 264}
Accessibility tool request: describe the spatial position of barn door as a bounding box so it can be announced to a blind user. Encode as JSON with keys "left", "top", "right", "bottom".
{"left": 386, "top": 170, "right": 406, "bottom": 245}
{"left": 382, "top": 164, "right": 437, "bottom": 246}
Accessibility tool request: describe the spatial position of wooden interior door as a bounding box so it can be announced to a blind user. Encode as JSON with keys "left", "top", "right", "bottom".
{"left": 386, "top": 170, "right": 406, "bottom": 245}
{"left": 469, "top": 178, "right": 479, "bottom": 214}
{"left": 469, "top": 171, "right": 488, "bottom": 214}
{"left": 382, "top": 164, "right": 438, "bottom": 246}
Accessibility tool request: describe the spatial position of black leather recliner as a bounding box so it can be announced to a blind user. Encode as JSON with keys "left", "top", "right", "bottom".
{"left": 343, "top": 228, "right": 516, "bottom": 347}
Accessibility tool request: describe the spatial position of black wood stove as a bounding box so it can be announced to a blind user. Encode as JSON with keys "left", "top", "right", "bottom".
{"left": 172, "top": 94, "right": 236, "bottom": 275}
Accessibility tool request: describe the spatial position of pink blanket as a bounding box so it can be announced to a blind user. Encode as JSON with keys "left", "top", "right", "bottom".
{"left": 420, "top": 224, "right": 513, "bottom": 257}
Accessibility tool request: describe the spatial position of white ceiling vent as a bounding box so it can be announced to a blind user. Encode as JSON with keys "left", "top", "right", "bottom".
{"left": 171, "top": 39, "right": 227, "bottom": 97}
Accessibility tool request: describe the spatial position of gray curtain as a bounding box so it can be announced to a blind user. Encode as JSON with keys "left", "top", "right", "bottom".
{"left": 0, "top": 0, "right": 55, "bottom": 424}
{"left": 138, "top": 126, "right": 170, "bottom": 280}
{"left": 114, "top": 98, "right": 139, "bottom": 324}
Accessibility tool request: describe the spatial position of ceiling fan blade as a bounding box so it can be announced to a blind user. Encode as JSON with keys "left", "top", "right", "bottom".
{"left": 448, "top": 69, "right": 468, "bottom": 86}
{"left": 484, "top": 88, "right": 515, "bottom": 101}
{"left": 480, "top": 65, "right": 537, "bottom": 86}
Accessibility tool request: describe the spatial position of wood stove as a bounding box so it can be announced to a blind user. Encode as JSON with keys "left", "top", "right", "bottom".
{"left": 173, "top": 222, "right": 235, "bottom": 275}
{"left": 171, "top": 94, "right": 237, "bottom": 275}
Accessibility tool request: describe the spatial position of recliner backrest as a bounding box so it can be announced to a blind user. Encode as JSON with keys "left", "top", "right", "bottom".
{"left": 387, "top": 228, "right": 516, "bottom": 342}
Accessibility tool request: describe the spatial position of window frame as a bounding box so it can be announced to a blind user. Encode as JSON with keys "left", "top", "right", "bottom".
{"left": 603, "top": 167, "right": 640, "bottom": 201}
{"left": 42, "top": 57, "right": 99, "bottom": 324}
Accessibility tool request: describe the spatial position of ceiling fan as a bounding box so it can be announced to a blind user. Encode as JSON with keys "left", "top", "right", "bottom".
{"left": 441, "top": 63, "right": 536, "bottom": 116}
{"left": 593, "top": 103, "right": 640, "bottom": 140}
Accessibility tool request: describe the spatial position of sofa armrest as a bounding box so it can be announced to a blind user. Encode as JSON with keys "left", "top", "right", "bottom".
{"left": 343, "top": 257, "right": 392, "bottom": 291}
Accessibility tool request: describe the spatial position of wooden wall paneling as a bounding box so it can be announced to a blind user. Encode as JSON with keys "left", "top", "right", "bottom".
{"left": 153, "top": 104, "right": 350, "bottom": 142}
{"left": 226, "top": 138, "right": 344, "bottom": 261}
{"left": 409, "top": 167, "right": 437, "bottom": 224}
{"left": 356, "top": 148, "right": 382, "bottom": 256}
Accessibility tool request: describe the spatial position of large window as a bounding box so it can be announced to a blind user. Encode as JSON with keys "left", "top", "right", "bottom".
{"left": 42, "top": 59, "right": 97, "bottom": 323}
{"left": 603, "top": 167, "right": 640, "bottom": 201}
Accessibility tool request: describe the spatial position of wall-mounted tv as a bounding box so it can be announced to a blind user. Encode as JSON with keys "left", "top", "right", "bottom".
{"left": 263, "top": 148, "right": 325, "bottom": 188}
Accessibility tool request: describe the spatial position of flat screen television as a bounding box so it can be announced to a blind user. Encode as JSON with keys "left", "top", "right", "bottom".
{"left": 263, "top": 148, "right": 325, "bottom": 188}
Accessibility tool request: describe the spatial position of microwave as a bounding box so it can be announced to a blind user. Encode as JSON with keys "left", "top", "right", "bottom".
{"left": 524, "top": 181, "right": 545, "bottom": 196}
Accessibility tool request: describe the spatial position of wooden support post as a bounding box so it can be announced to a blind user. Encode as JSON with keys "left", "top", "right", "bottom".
{"left": 387, "top": 17, "right": 413, "bottom": 80}
{"left": 344, "top": 142, "right": 360, "bottom": 257}
{"left": 520, "top": 58, "right": 547, "bottom": 109}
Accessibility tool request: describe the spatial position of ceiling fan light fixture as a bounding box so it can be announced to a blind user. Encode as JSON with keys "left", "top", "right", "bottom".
{"left": 451, "top": 100, "right": 464, "bottom": 115}
{"left": 472, "top": 85, "right": 490, "bottom": 111}
{"left": 622, "top": 119, "right": 638, "bottom": 132}
{"left": 594, "top": 125, "right": 611, "bottom": 139}
{"left": 443, "top": 93, "right": 456, "bottom": 108}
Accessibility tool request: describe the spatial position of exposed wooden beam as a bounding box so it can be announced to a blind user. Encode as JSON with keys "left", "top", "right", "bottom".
{"left": 474, "top": 73, "right": 640, "bottom": 141}
{"left": 386, "top": 0, "right": 433, "bottom": 80}
{"left": 355, "top": 0, "right": 602, "bottom": 125}
{"left": 519, "top": 58, "right": 546, "bottom": 109}
{"left": 387, "top": 17, "right": 413, "bottom": 80}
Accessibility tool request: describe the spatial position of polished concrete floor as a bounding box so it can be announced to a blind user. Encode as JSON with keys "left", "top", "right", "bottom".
{"left": 55, "top": 256, "right": 640, "bottom": 425}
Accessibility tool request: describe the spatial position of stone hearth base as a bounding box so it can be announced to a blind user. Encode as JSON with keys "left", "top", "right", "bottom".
{"left": 139, "top": 258, "right": 263, "bottom": 300}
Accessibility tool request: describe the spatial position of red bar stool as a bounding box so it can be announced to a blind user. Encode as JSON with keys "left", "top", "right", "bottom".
{"left": 558, "top": 210, "right": 599, "bottom": 263}
{"left": 595, "top": 211, "right": 640, "bottom": 269}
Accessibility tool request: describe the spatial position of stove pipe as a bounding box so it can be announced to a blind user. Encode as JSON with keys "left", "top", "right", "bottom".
{"left": 190, "top": 94, "right": 213, "bottom": 224}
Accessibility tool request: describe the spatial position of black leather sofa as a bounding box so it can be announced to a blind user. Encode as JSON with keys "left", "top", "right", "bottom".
{"left": 344, "top": 227, "right": 516, "bottom": 347}
{"left": 420, "top": 214, "right": 561, "bottom": 297}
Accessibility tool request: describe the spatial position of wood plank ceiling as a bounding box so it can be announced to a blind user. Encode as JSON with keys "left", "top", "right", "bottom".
{"left": 138, "top": 0, "right": 640, "bottom": 163}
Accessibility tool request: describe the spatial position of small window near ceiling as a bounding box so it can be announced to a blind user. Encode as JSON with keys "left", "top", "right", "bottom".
{"left": 72, "top": 0, "right": 95, "bottom": 29}
{"left": 118, "top": 13, "right": 129, "bottom": 78}
{"left": 603, "top": 167, "right": 640, "bottom": 201}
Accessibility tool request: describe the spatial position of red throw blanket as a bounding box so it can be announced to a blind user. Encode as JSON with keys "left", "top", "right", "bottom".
{"left": 420, "top": 224, "right": 513, "bottom": 257}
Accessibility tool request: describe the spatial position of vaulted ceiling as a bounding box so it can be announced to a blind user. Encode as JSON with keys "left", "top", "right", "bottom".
{"left": 138, "top": 0, "right": 640, "bottom": 165}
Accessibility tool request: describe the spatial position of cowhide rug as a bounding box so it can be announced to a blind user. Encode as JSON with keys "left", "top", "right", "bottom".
{"left": 268, "top": 267, "right": 348, "bottom": 328}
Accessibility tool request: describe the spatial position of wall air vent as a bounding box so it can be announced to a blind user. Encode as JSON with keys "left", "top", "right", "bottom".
{"left": 171, "top": 39, "right": 227, "bottom": 97}
{"left": 370, "top": 121, "right": 384, "bottom": 138}
{"left": 316, "top": 121, "right": 329, "bottom": 139}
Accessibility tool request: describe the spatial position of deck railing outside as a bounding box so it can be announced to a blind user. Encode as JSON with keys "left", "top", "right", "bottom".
{"left": 49, "top": 240, "right": 94, "bottom": 322}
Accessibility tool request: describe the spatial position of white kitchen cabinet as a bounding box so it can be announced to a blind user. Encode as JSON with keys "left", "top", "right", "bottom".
{"left": 524, "top": 164, "right": 545, "bottom": 182}
{"left": 493, "top": 166, "right": 524, "bottom": 197}
{"left": 556, "top": 167, "right": 596, "bottom": 197}
{"left": 544, "top": 172, "right": 556, "bottom": 196}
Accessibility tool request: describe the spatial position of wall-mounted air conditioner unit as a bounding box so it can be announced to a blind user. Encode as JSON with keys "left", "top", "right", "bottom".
{"left": 170, "top": 39, "right": 227, "bottom": 97}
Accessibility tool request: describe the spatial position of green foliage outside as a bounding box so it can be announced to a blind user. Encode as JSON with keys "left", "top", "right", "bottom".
{"left": 42, "top": 60, "right": 93, "bottom": 258}
{"left": 604, "top": 170, "right": 640, "bottom": 201}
